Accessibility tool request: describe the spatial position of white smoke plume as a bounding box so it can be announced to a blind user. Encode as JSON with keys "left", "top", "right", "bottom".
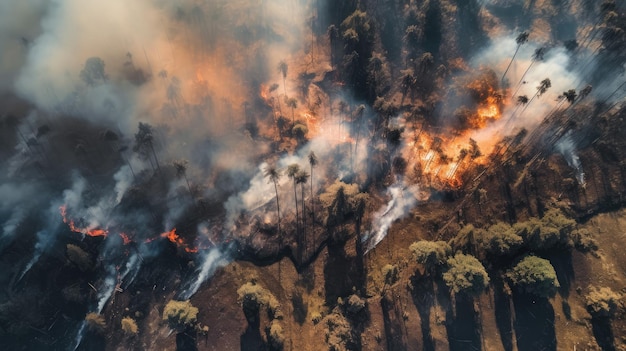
{"left": 555, "top": 131, "right": 585, "bottom": 185}
{"left": 19, "top": 175, "right": 86, "bottom": 279}
{"left": 363, "top": 181, "right": 419, "bottom": 253}
{"left": 180, "top": 246, "right": 231, "bottom": 300}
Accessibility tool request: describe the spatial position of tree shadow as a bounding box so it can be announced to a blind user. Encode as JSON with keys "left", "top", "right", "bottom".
{"left": 240, "top": 318, "right": 264, "bottom": 351}
{"left": 591, "top": 317, "right": 615, "bottom": 351}
{"left": 545, "top": 250, "right": 574, "bottom": 298}
{"left": 323, "top": 240, "right": 364, "bottom": 306}
{"left": 381, "top": 291, "right": 407, "bottom": 351}
{"left": 447, "top": 294, "right": 482, "bottom": 351}
{"left": 291, "top": 291, "right": 308, "bottom": 325}
{"left": 410, "top": 273, "right": 435, "bottom": 351}
{"left": 493, "top": 278, "right": 515, "bottom": 351}
{"left": 176, "top": 328, "right": 198, "bottom": 351}
{"left": 77, "top": 332, "right": 106, "bottom": 351}
{"left": 512, "top": 294, "right": 556, "bottom": 351}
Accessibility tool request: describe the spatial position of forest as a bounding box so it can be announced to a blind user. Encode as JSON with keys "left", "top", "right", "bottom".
{"left": 1, "top": 0, "right": 626, "bottom": 350}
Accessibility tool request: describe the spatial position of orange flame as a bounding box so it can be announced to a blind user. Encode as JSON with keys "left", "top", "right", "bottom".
{"left": 160, "top": 228, "right": 204, "bottom": 253}
{"left": 59, "top": 205, "right": 108, "bottom": 237}
{"left": 161, "top": 228, "right": 181, "bottom": 243}
{"left": 119, "top": 232, "right": 132, "bottom": 245}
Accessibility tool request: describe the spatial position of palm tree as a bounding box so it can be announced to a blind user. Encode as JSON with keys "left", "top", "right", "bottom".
{"left": 269, "top": 83, "right": 283, "bottom": 116}
{"left": 563, "top": 89, "right": 578, "bottom": 105}
{"left": 173, "top": 159, "right": 193, "bottom": 201}
{"left": 501, "top": 31, "right": 529, "bottom": 84}
{"left": 512, "top": 47, "right": 547, "bottom": 97}
{"left": 519, "top": 78, "right": 551, "bottom": 117}
{"left": 278, "top": 60, "right": 288, "bottom": 96}
{"left": 264, "top": 165, "right": 282, "bottom": 235}
{"left": 286, "top": 97, "right": 298, "bottom": 124}
{"left": 296, "top": 170, "right": 309, "bottom": 256}
{"left": 308, "top": 151, "right": 318, "bottom": 222}
{"left": 287, "top": 164, "right": 300, "bottom": 233}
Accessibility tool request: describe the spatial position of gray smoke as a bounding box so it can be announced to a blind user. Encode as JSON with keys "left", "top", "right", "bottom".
{"left": 555, "top": 131, "right": 585, "bottom": 185}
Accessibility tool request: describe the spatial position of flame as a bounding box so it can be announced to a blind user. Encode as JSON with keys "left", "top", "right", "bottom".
{"left": 160, "top": 228, "right": 207, "bottom": 253}
{"left": 119, "top": 232, "right": 132, "bottom": 245}
{"left": 161, "top": 228, "right": 182, "bottom": 244}
{"left": 59, "top": 205, "right": 108, "bottom": 237}
{"left": 260, "top": 84, "right": 270, "bottom": 101}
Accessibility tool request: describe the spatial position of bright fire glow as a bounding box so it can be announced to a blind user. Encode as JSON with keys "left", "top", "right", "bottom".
{"left": 59, "top": 205, "right": 108, "bottom": 237}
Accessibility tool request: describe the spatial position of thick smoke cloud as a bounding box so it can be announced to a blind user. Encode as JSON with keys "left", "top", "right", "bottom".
{"left": 0, "top": 0, "right": 316, "bottom": 319}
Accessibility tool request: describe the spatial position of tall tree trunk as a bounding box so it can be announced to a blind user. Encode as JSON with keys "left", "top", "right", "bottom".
{"left": 149, "top": 142, "right": 161, "bottom": 171}
{"left": 300, "top": 182, "right": 306, "bottom": 257}
{"left": 310, "top": 165, "right": 315, "bottom": 223}
{"left": 293, "top": 180, "right": 299, "bottom": 236}
{"left": 512, "top": 61, "right": 536, "bottom": 97}
{"left": 501, "top": 44, "right": 521, "bottom": 84}
{"left": 274, "top": 180, "right": 281, "bottom": 235}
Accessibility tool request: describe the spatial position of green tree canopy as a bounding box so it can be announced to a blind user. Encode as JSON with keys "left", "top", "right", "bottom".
{"left": 479, "top": 222, "right": 523, "bottom": 257}
{"left": 585, "top": 286, "right": 622, "bottom": 318}
{"left": 514, "top": 208, "right": 576, "bottom": 250}
{"left": 443, "top": 253, "right": 490, "bottom": 297}
{"left": 162, "top": 300, "right": 198, "bottom": 330}
{"left": 507, "top": 256, "right": 560, "bottom": 298}
{"left": 409, "top": 240, "right": 451, "bottom": 274}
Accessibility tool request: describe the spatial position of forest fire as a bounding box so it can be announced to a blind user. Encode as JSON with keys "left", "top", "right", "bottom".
{"left": 160, "top": 228, "right": 202, "bottom": 253}
{"left": 59, "top": 205, "right": 108, "bottom": 238}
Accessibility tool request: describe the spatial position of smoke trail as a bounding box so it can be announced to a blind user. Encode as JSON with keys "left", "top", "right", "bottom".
{"left": 555, "top": 131, "right": 585, "bottom": 185}
{"left": 179, "top": 246, "right": 231, "bottom": 300}
{"left": 363, "top": 181, "right": 419, "bottom": 253}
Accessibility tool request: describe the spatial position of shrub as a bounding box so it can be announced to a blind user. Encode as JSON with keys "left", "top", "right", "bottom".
{"left": 585, "top": 286, "right": 622, "bottom": 318}
{"left": 571, "top": 229, "right": 598, "bottom": 253}
{"left": 267, "top": 320, "right": 285, "bottom": 350}
{"left": 443, "top": 253, "right": 490, "bottom": 297}
{"left": 237, "top": 282, "right": 281, "bottom": 320}
{"left": 345, "top": 294, "right": 366, "bottom": 315}
{"left": 162, "top": 300, "right": 198, "bottom": 330}
{"left": 507, "top": 256, "right": 560, "bottom": 298}
{"left": 85, "top": 312, "right": 106, "bottom": 333}
{"left": 121, "top": 317, "right": 138, "bottom": 335}
{"left": 66, "top": 244, "right": 93, "bottom": 272}
{"left": 325, "top": 309, "right": 354, "bottom": 351}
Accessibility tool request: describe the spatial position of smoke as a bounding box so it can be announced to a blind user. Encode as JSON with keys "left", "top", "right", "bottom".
{"left": 113, "top": 165, "right": 133, "bottom": 204}
{"left": 555, "top": 131, "right": 585, "bottom": 185}
{"left": 363, "top": 181, "right": 419, "bottom": 253}
{"left": 179, "top": 246, "right": 231, "bottom": 300}
{"left": 19, "top": 175, "right": 85, "bottom": 279}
